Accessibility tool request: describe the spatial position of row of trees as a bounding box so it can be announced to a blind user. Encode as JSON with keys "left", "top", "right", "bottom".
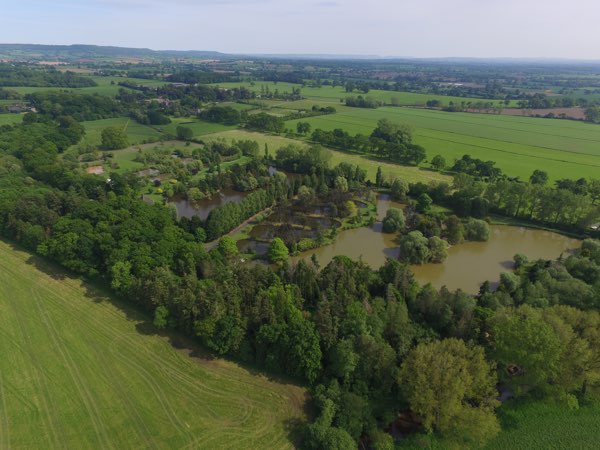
{"left": 310, "top": 119, "right": 427, "bottom": 165}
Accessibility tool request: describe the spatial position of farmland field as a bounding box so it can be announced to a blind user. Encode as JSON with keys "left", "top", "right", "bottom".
{"left": 212, "top": 81, "right": 517, "bottom": 107}
{"left": 0, "top": 113, "right": 23, "bottom": 126}
{"left": 485, "top": 400, "right": 600, "bottom": 450}
{"left": 8, "top": 76, "right": 170, "bottom": 97}
{"left": 0, "top": 239, "right": 306, "bottom": 449}
{"left": 202, "top": 129, "right": 308, "bottom": 150}
{"left": 79, "top": 117, "right": 163, "bottom": 147}
{"left": 160, "top": 117, "right": 235, "bottom": 138}
{"left": 202, "top": 129, "right": 451, "bottom": 184}
{"left": 285, "top": 107, "right": 600, "bottom": 181}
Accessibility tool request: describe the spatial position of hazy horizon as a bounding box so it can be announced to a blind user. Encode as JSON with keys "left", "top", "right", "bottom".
{"left": 2, "top": 0, "right": 600, "bottom": 59}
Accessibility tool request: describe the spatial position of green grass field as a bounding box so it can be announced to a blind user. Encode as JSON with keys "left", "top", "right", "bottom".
{"left": 202, "top": 129, "right": 451, "bottom": 184}
{"left": 8, "top": 76, "right": 170, "bottom": 97}
{"left": 0, "top": 239, "right": 306, "bottom": 449}
{"left": 485, "top": 400, "right": 600, "bottom": 449}
{"left": 284, "top": 107, "right": 600, "bottom": 181}
{"left": 202, "top": 129, "right": 306, "bottom": 150}
{"left": 328, "top": 148, "right": 451, "bottom": 184}
{"left": 212, "top": 82, "right": 517, "bottom": 108}
{"left": 79, "top": 117, "right": 164, "bottom": 147}
{"left": 0, "top": 113, "right": 23, "bottom": 126}
{"left": 160, "top": 117, "right": 235, "bottom": 138}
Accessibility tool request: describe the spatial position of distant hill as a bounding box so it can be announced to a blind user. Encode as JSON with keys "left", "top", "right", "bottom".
{"left": 0, "top": 43, "right": 228, "bottom": 61}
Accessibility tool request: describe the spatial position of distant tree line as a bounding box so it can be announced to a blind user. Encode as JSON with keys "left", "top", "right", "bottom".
{"left": 0, "top": 64, "right": 97, "bottom": 88}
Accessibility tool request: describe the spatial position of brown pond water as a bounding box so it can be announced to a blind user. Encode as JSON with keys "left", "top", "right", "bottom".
{"left": 293, "top": 194, "right": 580, "bottom": 293}
{"left": 410, "top": 226, "right": 580, "bottom": 292}
{"left": 170, "top": 189, "right": 248, "bottom": 220}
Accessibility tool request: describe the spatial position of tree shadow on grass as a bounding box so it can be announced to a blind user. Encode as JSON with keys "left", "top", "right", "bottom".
{"left": 11, "top": 238, "right": 311, "bottom": 434}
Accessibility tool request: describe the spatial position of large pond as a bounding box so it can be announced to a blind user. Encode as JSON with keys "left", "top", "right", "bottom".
{"left": 410, "top": 226, "right": 579, "bottom": 292}
{"left": 170, "top": 189, "right": 248, "bottom": 220}
{"left": 293, "top": 195, "right": 580, "bottom": 293}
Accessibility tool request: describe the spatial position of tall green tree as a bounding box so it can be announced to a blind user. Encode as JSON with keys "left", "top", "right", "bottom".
{"left": 101, "top": 126, "right": 128, "bottom": 150}
{"left": 398, "top": 338, "right": 500, "bottom": 447}
{"left": 269, "top": 237, "right": 289, "bottom": 264}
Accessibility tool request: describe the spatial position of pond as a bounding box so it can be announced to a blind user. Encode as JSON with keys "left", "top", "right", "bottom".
{"left": 169, "top": 189, "right": 249, "bottom": 220}
{"left": 410, "top": 226, "right": 579, "bottom": 292}
{"left": 293, "top": 195, "right": 580, "bottom": 293}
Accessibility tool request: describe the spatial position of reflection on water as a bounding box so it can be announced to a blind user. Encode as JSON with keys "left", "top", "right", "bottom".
{"left": 292, "top": 194, "right": 404, "bottom": 267}
{"left": 169, "top": 189, "right": 248, "bottom": 220}
{"left": 410, "top": 226, "right": 580, "bottom": 293}
{"left": 295, "top": 195, "right": 580, "bottom": 293}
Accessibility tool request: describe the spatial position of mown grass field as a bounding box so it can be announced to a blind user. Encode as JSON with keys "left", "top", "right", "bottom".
{"left": 212, "top": 82, "right": 517, "bottom": 107}
{"left": 0, "top": 239, "right": 306, "bottom": 449}
{"left": 284, "top": 107, "right": 600, "bottom": 181}
{"left": 79, "top": 117, "right": 163, "bottom": 147}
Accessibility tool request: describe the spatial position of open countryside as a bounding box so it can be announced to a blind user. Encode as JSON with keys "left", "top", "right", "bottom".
{"left": 0, "top": 240, "right": 305, "bottom": 449}
{"left": 2, "top": 5, "right": 600, "bottom": 447}
{"left": 285, "top": 106, "right": 600, "bottom": 181}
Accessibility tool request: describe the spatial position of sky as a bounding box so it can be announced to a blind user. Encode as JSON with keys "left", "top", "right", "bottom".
{"left": 1, "top": 0, "right": 600, "bottom": 59}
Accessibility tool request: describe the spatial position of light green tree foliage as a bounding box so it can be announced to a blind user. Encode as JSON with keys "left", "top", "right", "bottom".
{"left": 465, "top": 218, "right": 490, "bottom": 241}
{"left": 398, "top": 338, "right": 499, "bottom": 447}
{"left": 390, "top": 178, "right": 409, "bottom": 201}
{"left": 101, "top": 126, "right": 129, "bottom": 150}
{"left": 345, "top": 200, "right": 357, "bottom": 218}
{"left": 382, "top": 208, "right": 405, "bottom": 233}
{"left": 428, "top": 236, "right": 448, "bottom": 263}
{"left": 491, "top": 306, "right": 562, "bottom": 396}
{"left": 218, "top": 236, "right": 238, "bottom": 258}
{"left": 269, "top": 237, "right": 289, "bottom": 264}
{"left": 303, "top": 399, "right": 357, "bottom": 450}
{"left": 153, "top": 305, "right": 169, "bottom": 329}
{"left": 187, "top": 187, "right": 206, "bottom": 203}
{"left": 334, "top": 176, "right": 348, "bottom": 192}
{"left": 369, "top": 429, "right": 394, "bottom": 450}
{"left": 110, "top": 260, "right": 133, "bottom": 293}
{"left": 492, "top": 305, "right": 600, "bottom": 404}
{"left": 399, "top": 231, "right": 430, "bottom": 264}
{"left": 416, "top": 193, "right": 433, "bottom": 213}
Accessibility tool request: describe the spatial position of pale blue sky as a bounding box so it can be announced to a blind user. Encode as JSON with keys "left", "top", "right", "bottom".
{"left": 1, "top": 0, "right": 599, "bottom": 59}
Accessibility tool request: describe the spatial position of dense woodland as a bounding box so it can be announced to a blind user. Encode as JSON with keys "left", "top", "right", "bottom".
{"left": 1, "top": 59, "right": 600, "bottom": 448}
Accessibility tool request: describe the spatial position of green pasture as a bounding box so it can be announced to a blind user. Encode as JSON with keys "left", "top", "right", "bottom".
{"left": 0, "top": 239, "right": 306, "bottom": 449}
{"left": 203, "top": 129, "right": 308, "bottom": 151}
{"left": 328, "top": 148, "right": 451, "bottom": 185}
{"left": 160, "top": 117, "right": 235, "bottom": 138}
{"left": 8, "top": 76, "right": 169, "bottom": 97}
{"left": 79, "top": 117, "right": 163, "bottom": 147}
{"left": 485, "top": 400, "right": 600, "bottom": 450}
{"left": 285, "top": 107, "right": 600, "bottom": 180}
{"left": 212, "top": 81, "right": 518, "bottom": 107}
{"left": 202, "top": 129, "right": 451, "bottom": 184}
{"left": 0, "top": 113, "right": 23, "bottom": 126}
